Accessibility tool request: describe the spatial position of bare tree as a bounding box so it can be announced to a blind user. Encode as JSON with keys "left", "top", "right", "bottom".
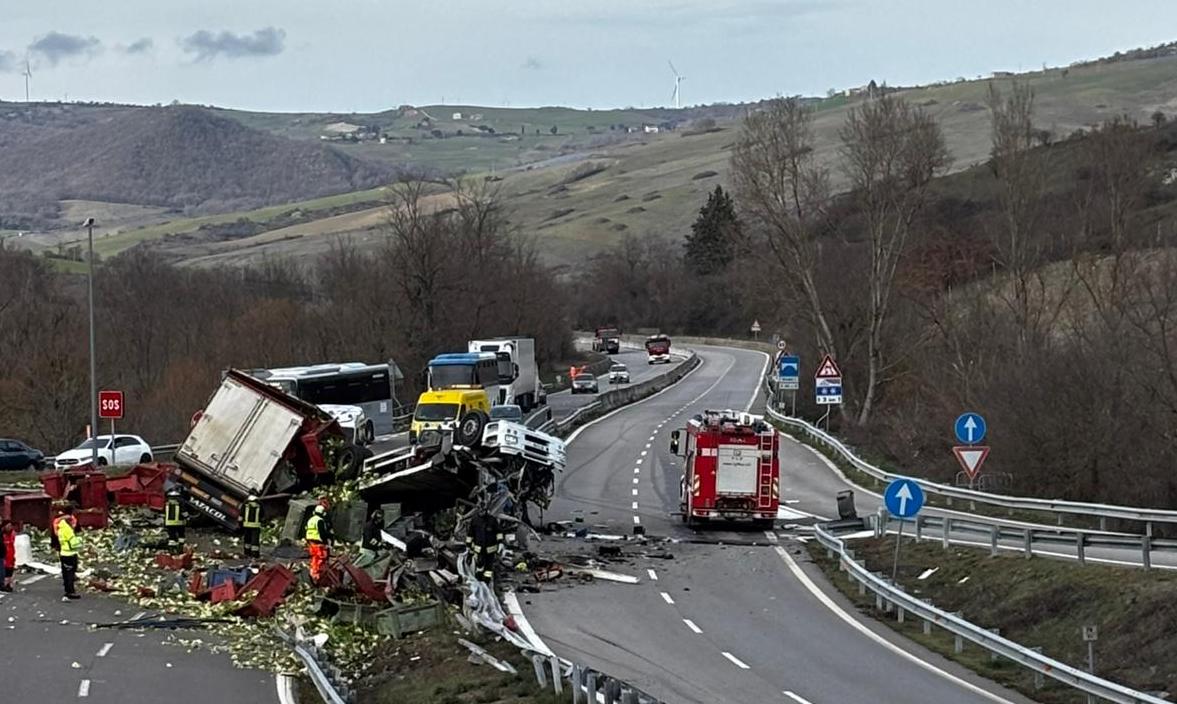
{"left": 731, "top": 97, "right": 839, "bottom": 364}
{"left": 840, "top": 95, "right": 950, "bottom": 425}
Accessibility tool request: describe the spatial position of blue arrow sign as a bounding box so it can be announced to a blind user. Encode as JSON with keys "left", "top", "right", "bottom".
{"left": 884, "top": 478, "right": 925, "bottom": 518}
{"left": 778, "top": 355, "right": 799, "bottom": 379}
{"left": 954, "top": 412, "right": 987, "bottom": 445}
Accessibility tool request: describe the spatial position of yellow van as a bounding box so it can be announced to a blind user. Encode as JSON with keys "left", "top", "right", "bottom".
{"left": 409, "top": 388, "right": 492, "bottom": 445}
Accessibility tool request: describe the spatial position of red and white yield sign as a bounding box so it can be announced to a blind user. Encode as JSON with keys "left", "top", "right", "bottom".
{"left": 952, "top": 445, "right": 990, "bottom": 480}
{"left": 99, "top": 390, "right": 124, "bottom": 420}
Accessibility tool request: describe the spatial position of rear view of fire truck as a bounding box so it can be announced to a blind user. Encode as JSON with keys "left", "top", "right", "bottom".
{"left": 670, "top": 409, "right": 779, "bottom": 528}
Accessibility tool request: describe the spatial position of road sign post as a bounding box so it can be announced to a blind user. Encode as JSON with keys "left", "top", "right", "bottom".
{"left": 884, "top": 478, "right": 926, "bottom": 580}
{"left": 814, "top": 354, "right": 842, "bottom": 429}
{"left": 751, "top": 319, "right": 761, "bottom": 340}
{"left": 100, "top": 389, "right": 123, "bottom": 439}
{"left": 952, "top": 412, "right": 988, "bottom": 488}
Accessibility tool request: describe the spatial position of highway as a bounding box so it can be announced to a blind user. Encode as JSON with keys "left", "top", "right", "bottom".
{"left": 522, "top": 344, "right": 1034, "bottom": 704}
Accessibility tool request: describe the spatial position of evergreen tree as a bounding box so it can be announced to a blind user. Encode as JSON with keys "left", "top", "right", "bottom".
{"left": 684, "top": 185, "right": 740, "bottom": 275}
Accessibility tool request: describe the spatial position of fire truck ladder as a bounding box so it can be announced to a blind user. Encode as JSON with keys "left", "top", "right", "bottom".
{"left": 757, "top": 432, "right": 775, "bottom": 508}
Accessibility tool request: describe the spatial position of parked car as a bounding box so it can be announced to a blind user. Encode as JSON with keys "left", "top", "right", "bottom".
{"left": 54, "top": 435, "right": 153, "bottom": 469}
{"left": 490, "top": 404, "right": 525, "bottom": 423}
{"left": 0, "top": 438, "right": 45, "bottom": 471}
{"left": 571, "top": 373, "right": 599, "bottom": 394}
{"left": 608, "top": 363, "right": 630, "bottom": 384}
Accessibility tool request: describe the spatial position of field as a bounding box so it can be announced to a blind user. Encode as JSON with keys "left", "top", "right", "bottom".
{"left": 24, "top": 52, "right": 1177, "bottom": 271}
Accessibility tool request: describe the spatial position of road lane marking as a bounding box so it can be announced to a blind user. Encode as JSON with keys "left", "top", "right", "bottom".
{"left": 564, "top": 357, "right": 704, "bottom": 444}
{"left": 660, "top": 591, "right": 675, "bottom": 605}
{"left": 773, "top": 546, "right": 1018, "bottom": 704}
{"left": 633, "top": 516, "right": 641, "bottom": 525}
{"left": 632, "top": 501, "right": 639, "bottom": 509}
{"left": 636, "top": 458, "right": 643, "bottom": 465}
{"left": 764, "top": 531, "right": 778, "bottom": 543}
{"left": 640, "top": 450, "right": 648, "bottom": 457}
{"left": 632, "top": 477, "right": 639, "bottom": 484}
{"left": 721, "top": 652, "right": 750, "bottom": 669}
{"left": 784, "top": 692, "right": 815, "bottom": 704}
{"left": 747, "top": 351, "right": 770, "bottom": 412}
{"left": 96, "top": 643, "right": 113, "bottom": 657}
{"left": 647, "top": 569, "right": 658, "bottom": 581}
{"left": 632, "top": 488, "right": 638, "bottom": 496}
{"left": 634, "top": 467, "right": 640, "bottom": 474}
{"left": 78, "top": 680, "right": 91, "bottom": 697}
{"left": 683, "top": 619, "right": 703, "bottom": 634}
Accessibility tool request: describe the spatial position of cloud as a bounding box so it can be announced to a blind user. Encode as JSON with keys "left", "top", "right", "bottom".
{"left": 0, "top": 50, "right": 16, "bottom": 73}
{"left": 180, "top": 27, "right": 286, "bottom": 61}
{"left": 522, "top": 56, "right": 543, "bottom": 71}
{"left": 28, "top": 31, "right": 102, "bottom": 66}
{"left": 124, "top": 38, "right": 154, "bottom": 55}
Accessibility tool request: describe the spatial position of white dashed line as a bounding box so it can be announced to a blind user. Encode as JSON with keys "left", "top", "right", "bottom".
{"left": 784, "top": 692, "right": 815, "bottom": 704}
{"left": 632, "top": 488, "right": 638, "bottom": 496}
{"left": 632, "top": 501, "right": 639, "bottom": 509}
{"left": 647, "top": 569, "right": 658, "bottom": 581}
{"left": 660, "top": 592, "right": 675, "bottom": 605}
{"left": 96, "top": 643, "right": 113, "bottom": 657}
{"left": 632, "top": 477, "right": 639, "bottom": 484}
{"left": 634, "top": 467, "right": 640, "bottom": 474}
{"left": 763, "top": 531, "right": 778, "bottom": 543}
{"left": 78, "top": 680, "right": 91, "bottom": 697}
{"left": 636, "top": 458, "right": 643, "bottom": 465}
{"left": 633, "top": 516, "right": 641, "bottom": 525}
{"left": 640, "top": 450, "right": 648, "bottom": 457}
{"left": 683, "top": 619, "right": 703, "bottom": 634}
{"left": 722, "top": 652, "right": 750, "bottom": 669}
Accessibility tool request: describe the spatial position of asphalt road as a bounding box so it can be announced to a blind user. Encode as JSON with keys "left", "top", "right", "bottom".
{"left": 522, "top": 344, "right": 1033, "bottom": 704}
{"left": 0, "top": 569, "right": 276, "bottom": 704}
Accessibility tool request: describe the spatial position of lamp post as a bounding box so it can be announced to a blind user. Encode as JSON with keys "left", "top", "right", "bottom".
{"left": 84, "top": 217, "right": 98, "bottom": 469}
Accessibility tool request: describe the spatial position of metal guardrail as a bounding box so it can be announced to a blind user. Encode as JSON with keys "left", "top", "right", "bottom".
{"left": 762, "top": 376, "right": 1177, "bottom": 531}
{"left": 814, "top": 523, "right": 1168, "bottom": 704}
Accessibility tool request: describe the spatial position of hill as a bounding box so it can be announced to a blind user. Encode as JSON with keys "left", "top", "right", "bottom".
{"left": 0, "top": 104, "right": 393, "bottom": 231}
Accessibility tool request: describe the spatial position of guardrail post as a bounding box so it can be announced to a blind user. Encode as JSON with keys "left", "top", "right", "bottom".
{"left": 988, "top": 629, "right": 1000, "bottom": 662}
{"left": 1057, "top": 512, "right": 1064, "bottom": 527}
{"left": 1076, "top": 532, "right": 1086, "bottom": 566}
{"left": 1099, "top": 516, "right": 1107, "bottom": 532}
{"left": 622, "top": 690, "right": 638, "bottom": 704}
{"left": 954, "top": 633, "right": 963, "bottom": 654}
{"left": 875, "top": 593, "right": 884, "bottom": 611}
{"left": 896, "top": 605, "right": 905, "bottom": 623}
{"left": 571, "top": 664, "right": 583, "bottom": 704}
{"left": 585, "top": 672, "right": 597, "bottom": 700}
{"left": 989, "top": 525, "right": 999, "bottom": 557}
{"left": 605, "top": 678, "right": 621, "bottom": 704}
{"left": 532, "top": 655, "right": 548, "bottom": 688}
{"left": 942, "top": 517, "right": 951, "bottom": 549}
{"left": 922, "top": 601, "right": 933, "bottom": 635}
{"left": 858, "top": 578, "right": 866, "bottom": 596}
{"left": 550, "top": 656, "right": 563, "bottom": 694}
{"left": 1030, "top": 648, "right": 1044, "bottom": 689}
{"left": 1146, "top": 521, "right": 1154, "bottom": 538}
{"left": 1143, "top": 535, "right": 1152, "bottom": 571}
{"left": 1023, "top": 529, "right": 1033, "bottom": 559}
{"left": 915, "top": 515, "right": 924, "bottom": 541}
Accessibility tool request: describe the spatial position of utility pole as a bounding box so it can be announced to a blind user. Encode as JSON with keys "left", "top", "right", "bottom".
{"left": 85, "top": 218, "right": 98, "bottom": 468}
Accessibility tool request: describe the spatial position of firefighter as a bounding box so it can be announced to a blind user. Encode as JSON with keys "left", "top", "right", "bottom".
{"left": 164, "top": 489, "right": 186, "bottom": 555}
{"left": 241, "top": 495, "right": 262, "bottom": 559}
{"left": 467, "top": 511, "right": 503, "bottom": 583}
{"left": 354, "top": 507, "right": 385, "bottom": 569}
{"left": 304, "top": 504, "right": 333, "bottom": 583}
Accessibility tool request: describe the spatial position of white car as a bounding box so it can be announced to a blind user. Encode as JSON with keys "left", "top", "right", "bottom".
{"left": 608, "top": 364, "right": 630, "bottom": 384}
{"left": 55, "top": 434, "right": 153, "bottom": 468}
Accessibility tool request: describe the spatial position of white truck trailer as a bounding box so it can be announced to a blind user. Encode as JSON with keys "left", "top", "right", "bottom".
{"left": 467, "top": 337, "right": 543, "bottom": 411}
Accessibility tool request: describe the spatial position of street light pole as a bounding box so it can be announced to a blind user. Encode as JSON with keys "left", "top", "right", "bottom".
{"left": 84, "top": 218, "right": 98, "bottom": 469}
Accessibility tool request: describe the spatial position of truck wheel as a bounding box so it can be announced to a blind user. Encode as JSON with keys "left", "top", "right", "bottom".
{"left": 455, "top": 409, "right": 488, "bottom": 447}
{"left": 363, "top": 421, "right": 375, "bottom": 445}
{"left": 335, "top": 443, "right": 363, "bottom": 480}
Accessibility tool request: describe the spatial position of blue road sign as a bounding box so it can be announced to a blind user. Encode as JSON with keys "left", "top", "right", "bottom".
{"left": 778, "top": 355, "right": 799, "bottom": 379}
{"left": 954, "top": 412, "right": 987, "bottom": 445}
{"left": 884, "top": 478, "right": 925, "bottom": 518}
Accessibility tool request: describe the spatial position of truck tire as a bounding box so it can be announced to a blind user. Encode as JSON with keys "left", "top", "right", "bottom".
{"left": 363, "top": 421, "right": 375, "bottom": 445}
{"left": 335, "top": 443, "right": 363, "bottom": 480}
{"left": 455, "top": 409, "right": 488, "bottom": 447}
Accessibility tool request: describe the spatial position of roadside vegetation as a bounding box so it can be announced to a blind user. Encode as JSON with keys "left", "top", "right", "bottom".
{"left": 808, "top": 537, "right": 1177, "bottom": 701}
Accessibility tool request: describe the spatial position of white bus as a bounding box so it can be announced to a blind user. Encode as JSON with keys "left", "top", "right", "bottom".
{"left": 242, "top": 362, "right": 404, "bottom": 441}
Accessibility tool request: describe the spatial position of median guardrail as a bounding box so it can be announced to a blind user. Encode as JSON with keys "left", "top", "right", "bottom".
{"left": 815, "top": 523, "right": 1169, "bottom": 704}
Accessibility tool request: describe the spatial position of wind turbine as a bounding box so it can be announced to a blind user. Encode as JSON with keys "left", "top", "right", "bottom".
{"left": 22, "top": 58, "right": 31, "bottom": 102}
{"left": 668, "top": 60, "right": 684, "bottom": 109}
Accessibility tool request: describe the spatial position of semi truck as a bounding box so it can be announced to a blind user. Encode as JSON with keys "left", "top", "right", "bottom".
{"left": 670, "top": 409, "right": 779, "bottom": 528}
{"left": 174, "top": 370, "right": 362, "bottom": 529}
{"left": 467, "top": 337, "right": 543, "bottom": 411}
{"left": 645, "top": 334, "right": 672, "bottom": 364}
{"left": 593, "top": 327, "right": 621, "bottom": 355}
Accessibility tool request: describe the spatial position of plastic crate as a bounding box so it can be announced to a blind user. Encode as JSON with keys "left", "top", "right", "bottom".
{"left": 4, "top": 494, "right": 52, "bottom": 530}
{"left": 375, "top": 601, "right": 445, "bottom": 638}
{"left": 236, "top": 564, "right": 295, "bottom": 618}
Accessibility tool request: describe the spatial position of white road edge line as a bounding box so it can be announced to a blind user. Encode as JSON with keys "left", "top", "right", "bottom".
{"left": 275, "top": 673, "right": 298, "bottom": 704}
{"left": 773, "top": 546, "right": 1018, "bottom": 704}
{"left": 683, "top": 619, "right": 703, "bottom": 634}
{"left": 763, "top": 531, "right": 778, "bottom": 543}
{"left": 784, "top": 691, "right": 815, "bottom": 704}
{"left": 96, "top": 643, "right": 113, "bottom": 657}
{"left": 660, "top": 591, "right": 675, "bottom": 605}
{"left": 721, "top": 652, "right": 750, "bottom": 669}
{"left": 747, "top": 350, "right": 771, "bottom": 413}
{"left": 78, "top": 680, "right": 91, "bottom": 698}
{"left": 647, "top": 569, "right": 658, "bottom": 581}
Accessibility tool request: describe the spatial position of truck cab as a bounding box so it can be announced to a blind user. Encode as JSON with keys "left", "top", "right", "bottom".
{"left": 410, "top": 388, "right": 492, "bottom": 446}
{"left": 671, "top": 409, "right": 778, "bottom": 528}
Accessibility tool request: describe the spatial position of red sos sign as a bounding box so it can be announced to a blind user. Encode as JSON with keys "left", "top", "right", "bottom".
{"left": 99, "top": 390, "right": 124, "bottom": 419}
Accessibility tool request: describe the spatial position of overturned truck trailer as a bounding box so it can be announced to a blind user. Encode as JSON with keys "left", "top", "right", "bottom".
{"left": 174, "top": 369, "right": 364, "bottom": 529}
{"left": 360, "top": 419, "right": 566, "bottom": 526}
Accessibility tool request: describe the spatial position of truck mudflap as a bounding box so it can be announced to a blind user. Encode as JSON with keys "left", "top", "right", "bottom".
{"left": 176, "top": 468, "right": 244, "bottom": 529}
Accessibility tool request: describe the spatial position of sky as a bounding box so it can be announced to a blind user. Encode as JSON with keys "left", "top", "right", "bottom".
{"left": 1, "top": 1, "right": 1176, "bottom": 113}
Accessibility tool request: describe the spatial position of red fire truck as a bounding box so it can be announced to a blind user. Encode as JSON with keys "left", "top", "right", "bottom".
{"left": 671, "top": 409, "right": 779, "bottom": 528}
{"left": 645, "top": 334, "right": 671, "bottom": 364}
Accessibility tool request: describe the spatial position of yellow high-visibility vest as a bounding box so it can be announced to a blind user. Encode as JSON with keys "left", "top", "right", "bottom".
{"left": 56, "top": 519, "right": 81, "bottom": 557}
{"left": 165, "top": 501, "right": 183, "bottom": 527}
{"left": 242, "top": 502, "right": 262, "bottom": 529}
{"left": 304, "top": 514, "right": 323, "bottom": 542}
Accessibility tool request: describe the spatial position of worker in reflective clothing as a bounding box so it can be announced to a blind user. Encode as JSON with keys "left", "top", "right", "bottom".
{"left": 467, "top": 511, "right": 503, "bottom": 583}
{"left": 304, "top": 504, "right": 333, "bottom": 582}
{"left": 54, "top": 505, "right": 81, "bottom": 600}
{"left": 242, "top": 495, "right": 262, "bottom": 559}
{"left": 164, "top": 489, "right": 186, "bottom": 554}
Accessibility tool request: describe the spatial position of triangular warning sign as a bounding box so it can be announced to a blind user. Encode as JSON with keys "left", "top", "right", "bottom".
{"left": 814, "top": 354, "right": 842, "bottom": 379}
{"left": 952, "top": 446, "right": 990, "bottom": 480}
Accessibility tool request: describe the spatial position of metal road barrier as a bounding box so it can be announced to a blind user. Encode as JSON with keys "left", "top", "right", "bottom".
{"left": 276, "top": 628, "right": 352, "bottom": 704}
{"left": 761, "top": 376, "right": 1177, "bottom": 534}
{"left": 814, "top": 523, "right": 1169, "bottom": 704}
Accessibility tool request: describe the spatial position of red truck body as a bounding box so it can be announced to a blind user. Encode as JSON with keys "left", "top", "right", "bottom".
{"left": 678, "top": 410, "right": 778, "bottom": 527}
{"left": 645, "top": 334, "right": 671, "bottom": 364}
{"left": 593, "top": 327, "right": 621, "bottom": 354}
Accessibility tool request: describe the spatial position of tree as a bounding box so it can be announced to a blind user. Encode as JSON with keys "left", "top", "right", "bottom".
{"left": 1152, "top": 110, "right": 1167, "bottom": 127}
{"left": 550, "top": 125, "right": 558, "bottom": 135}
{"left": 840, "top": 94, "right": 950, "bottom": 425}
{"left": 683, "top": 185, "right": 740, "bottom": 275}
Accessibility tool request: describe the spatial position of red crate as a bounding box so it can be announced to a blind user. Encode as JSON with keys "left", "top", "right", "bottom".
{"left": 40, "top": 473, "right": 69, "bottom": 500}
{"left": 4, "top": 494, "right": 52, "bottom": 530}
{"left": 236, "top": 565, "right": 295, "bottom": 618}
{"left": 210, "top": 580, "right": 238, "bottom": 604}
{"left": 73, "top": 508, "right": 108, "bottom": 529}
{"left": 77, "top": 474, "right": 108, "bottom": 511}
